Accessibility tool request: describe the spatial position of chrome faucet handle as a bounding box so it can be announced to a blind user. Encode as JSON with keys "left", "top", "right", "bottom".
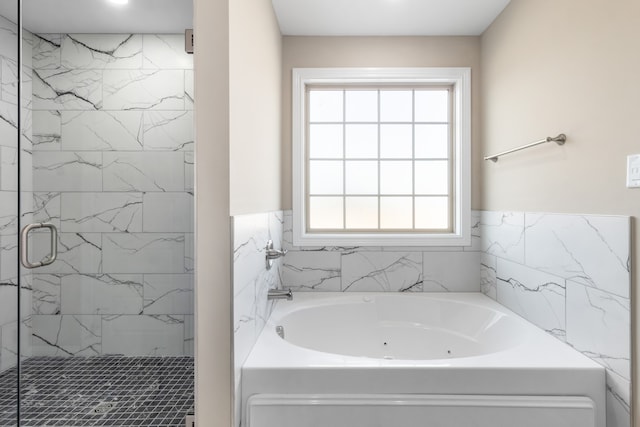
{"left": 265, "top": 239, "right": 287, "bottom": 269}
{"left": 266, "top": 247, "right": 288, "bottom": 260}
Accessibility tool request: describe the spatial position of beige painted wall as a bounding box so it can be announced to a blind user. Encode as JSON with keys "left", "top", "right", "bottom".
{"left": 481, "top": 0, "right": 640, "bottom": 423}
{"left": 229, "top": 1, "right": 283, "bottom": 215}
{"left": 193, "top": 0, "right": 232, "bottom": 425}
{"left": 195, "top": 0, "right": 282, "bottom": 425}
{"left": 281, "top": 36, "right": 482, "bottom": 210}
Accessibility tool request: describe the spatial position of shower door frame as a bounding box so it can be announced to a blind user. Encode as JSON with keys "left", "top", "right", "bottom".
{"left": 15, "top": 0, "right": 23, "bottom": 424}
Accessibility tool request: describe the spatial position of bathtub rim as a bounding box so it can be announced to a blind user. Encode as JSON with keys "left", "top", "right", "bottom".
{"left": 244, "top": 291, "right": 604, "bottom": 369}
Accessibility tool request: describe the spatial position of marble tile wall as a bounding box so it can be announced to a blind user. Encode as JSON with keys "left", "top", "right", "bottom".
{"left": 480, "top": 211, "right": 631, "bottom": 427}
{"left": 232, "top": 211, "right": 284, "bottom": 427}
{"left": 29, "top": 33, "right": 194, "bottom": 357}
{"left": 0, "top": 15, "right": 33, "bottom": 373}
{"left": 280, "top": 210, "right": 482, "bottom": 293}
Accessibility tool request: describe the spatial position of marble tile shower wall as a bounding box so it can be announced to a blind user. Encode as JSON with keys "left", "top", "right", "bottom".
{"left": 233, "top": 211, "right": 284, "bottom": 426}
{"left": 29, "top": 33, "right": 194, "bottom": 357}
{"left": 280, "top": 210, "right": 482, "bottom": 293}
{"left": 0, "top": 15, "right": 34, "bottom": 372}
{"left": 479, "top": 211, "right": 631, "bottom": 427}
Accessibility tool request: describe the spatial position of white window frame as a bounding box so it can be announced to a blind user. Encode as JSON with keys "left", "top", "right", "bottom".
{"left": 292, "top": 67, "right": 471, "bottom": 247}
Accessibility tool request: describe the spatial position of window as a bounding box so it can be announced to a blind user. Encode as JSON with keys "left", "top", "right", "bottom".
{"left": 292, "top": 68, "right": 471, "bottom": 246}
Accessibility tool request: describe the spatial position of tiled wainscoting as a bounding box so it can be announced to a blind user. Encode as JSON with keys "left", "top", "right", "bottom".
{"left": 232, "top": 211, "right": 284, "bottom": 426}
{"left": 479, "top": 212, "right": 631, "bottom": 427}
{"left": 233, "top": 209, "right": 631, "bottom": 427}
{"left": 281, "top": 210, "right": 482, "bottom": 292}
{"left": 26, "top": 33, "right": 194, "bottom": 357}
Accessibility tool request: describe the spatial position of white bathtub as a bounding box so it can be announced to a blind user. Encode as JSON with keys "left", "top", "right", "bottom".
{"left": 242, "top": 292, "right": 606, "bottom": 427}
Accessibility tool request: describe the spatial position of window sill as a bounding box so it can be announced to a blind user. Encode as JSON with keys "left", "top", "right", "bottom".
{"left": 292, "top": 229, "right": 471, "bottom": 248}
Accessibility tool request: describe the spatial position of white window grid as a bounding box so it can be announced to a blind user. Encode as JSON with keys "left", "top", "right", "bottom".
{"left": 305, "top": 86, "right": 455, "bottom": 233}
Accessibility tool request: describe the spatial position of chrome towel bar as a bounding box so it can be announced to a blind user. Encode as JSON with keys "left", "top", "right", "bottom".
{"left": 484, "top": 134, "right": 566, "bottom": 162}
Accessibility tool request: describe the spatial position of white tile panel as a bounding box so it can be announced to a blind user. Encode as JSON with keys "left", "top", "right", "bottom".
{"left": 61, "top": 274, "right": 143, "bottom": 315}
{"left": 61, "top": 110, "right": 143, "bottom": 151}
{"left": 103, "top": 151, "right": 184, "bottom": 192}
{"left": 102, "top": 233, "right": 184, "bottom": 274}
{"left": 496, "top": 258, "right": 566, "bottom": 340}
{"left": 143, "top": 274, "right": 193, "bottom": 315}
{"left": 102, "top": 314, "right": 184, "bottom": 356}
{"left": 33, "top": 151, "right": 102, "bottom": 192}
{"left": 60, "top": 34, "right": 143, "bottom": 70}
{"left": 60, "top": 192, "right": 143, "bottom": 233}
{"left": 342, "top": 251, "right": 422, "bottom": 292}
{"left": 103, "top": 69, "right": 184, "bottom": 110}
{"left": 422, "top": 251, "right": 480, "bottom": 292}
{"left": 525, "top": 213, "right": 630, "bottom": 298}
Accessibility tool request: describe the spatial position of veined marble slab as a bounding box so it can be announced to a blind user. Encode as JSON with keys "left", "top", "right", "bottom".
{"left": 32, "top": 34, "right": 61, "bottom": 70}
{"left": 32, "top": 110, "right": 61, "bottom": 150}
{"left": 0, "top": 16, "right": 17, "bottom": 62}
{"left": 61, "top": 110, "right": 143, "bottom": 151}
{"left": 566, "top": 280, "right": 630, "bottom": 382}
{"left": 184, "top": 70, "right": 194, "bottom": 111}
{"left": 33, "top": 151, "right": 102, "bottom": 192}
{"left": 281, "top": 250, "right": 341, "bottom": 291}
{"left": 102, "top": 314, "right": 184, "bottom": 356}
{"left": 480, "top": 253, "right": 497, "bottom": 300}
{"left": 0, "top": 236, "right": 17, "bottom": 282}
{"left": 33, "top": 68, "right": 102, "bottom": 110}
{"left": 1, "top": 58, "right": 18, "bottom": 105}
{"left": 32, "top": 232, "right": 102, "bottom": 274}
{"left": 0, "top": 192, "right": 17, "bottom": 237}
{"left": 32, "top": 315, "right": 101, "bottom": 356}
{"left": 479, "top": 211, "right": 525, "bottom": 263}
{"left": 61, "top": 34, "right": 143, "bottom": 70}
{"left": 103, "top": 69, "right": 185, "bottom": 111}
{"left": 0, "top": 99, "right": 18, "bottom": 147}
{"left": 61, "top": 274, "right": 144, "bottom": 315}
{"left": 103, "top": 151, "right": 184, "bottom": 192}
{"left": 142, "top": 192, "right": 193, "bottom": 232}
{"left": 342, "top": 251, "right": 422, "bottom": 292}
{"left": 61, "top": 192, "right": 143, "bottom": 233}
{"left": 495, "top": 258, "right": 566, "bottom": 340}
{"left": 184, "top": 152, "right": 194, "bottom": 191}
{"left": 524, "top": 213, "right": 630, "bottom": 298}
{"left": 143, "top": 274, "right": 193, "bottom": 315}
{"left": 184, "top": 315, "right": 193, "bottom": 356}
{"left": 422, "top": 251, "right": 480, "bottom": 292}
{"left": 143, "top": 110, "right": 193, "bottom": 151}
{"left": 142, "top": 35, "right": 193, "bottom": 70}
{"left": 102, "top": 233, "right": 185, "bottom": 274}
{"left": 0, "top": 145, "right": 17, "bottom": 191}
{"left": 31, "top": 192, "right": 61, "bottom": 228}
{"left": 31, "top": 274, "right": 62, "bottom": 315}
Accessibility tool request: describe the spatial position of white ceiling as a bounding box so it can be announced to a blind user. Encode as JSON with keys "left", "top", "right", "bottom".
{"left": 271, "top": 0, "right": 511, "bottom": 36}
{"left": 0, "top": 0, "right": 508, "bottom": 36}
{"left": 0, "top": 0, "right": 193, "bottom": 34}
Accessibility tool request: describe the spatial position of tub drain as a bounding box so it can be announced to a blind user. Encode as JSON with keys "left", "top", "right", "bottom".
{"left": 89, "top": 401, "right": 117, "bottom": 415}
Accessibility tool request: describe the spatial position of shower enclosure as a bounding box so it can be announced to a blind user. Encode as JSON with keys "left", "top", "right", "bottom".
{"left": 0, "top": 1, "right": 195, "bottom": 425}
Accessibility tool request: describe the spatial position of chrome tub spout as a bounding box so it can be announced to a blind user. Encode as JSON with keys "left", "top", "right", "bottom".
{"left": 268, "top": 289, "right": 293, "bottom": 301}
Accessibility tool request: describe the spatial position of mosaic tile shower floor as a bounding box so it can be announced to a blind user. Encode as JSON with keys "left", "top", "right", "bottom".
{"left": 0, "top": 356, "right": 194, "bottom": 426}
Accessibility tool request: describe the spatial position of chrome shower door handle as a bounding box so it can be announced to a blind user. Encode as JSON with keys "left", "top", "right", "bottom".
{"left": 20, "top": 223, "right": 58, "bottom": 269}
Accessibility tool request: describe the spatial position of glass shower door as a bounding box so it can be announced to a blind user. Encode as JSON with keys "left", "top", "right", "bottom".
{"left": 0, "top": 0, "right": 24, "bottom": 425}
{"left": 14, "top": 1, "right": 195, "bottom": 424}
